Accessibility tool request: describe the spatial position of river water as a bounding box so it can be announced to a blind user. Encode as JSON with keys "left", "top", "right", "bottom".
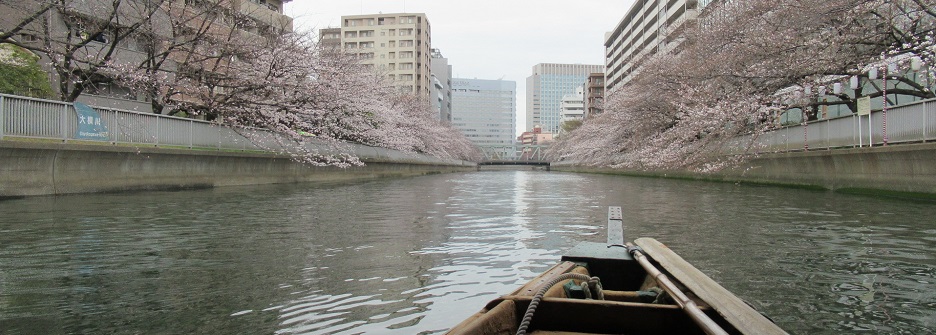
{"left": 1, "top": 171, "right": 934, "bottom": 334}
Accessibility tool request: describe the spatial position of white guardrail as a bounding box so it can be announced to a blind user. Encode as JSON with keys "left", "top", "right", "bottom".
{"left": 0, "top": 93, "right": 289, "bottom": 151}
{"left": 0, "top": 93, "right": 472, "bottom": 166}
{"left": 725, "top": 99, "right": 936, "bottom": 154}
{"left": 3, "top": 93, "right": 932, "bottom": 159}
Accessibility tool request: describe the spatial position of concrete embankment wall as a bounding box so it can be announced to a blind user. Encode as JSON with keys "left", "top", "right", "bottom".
{"left": 552, "top": 143, "right": 936, "bottom": 197}
{"left": 0, "top": 141, "right": 476, "bottom": 197}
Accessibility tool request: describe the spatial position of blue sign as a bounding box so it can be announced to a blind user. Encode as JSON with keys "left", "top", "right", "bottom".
{"left": 74, "top": 102, "right": 109, "bottom": 140}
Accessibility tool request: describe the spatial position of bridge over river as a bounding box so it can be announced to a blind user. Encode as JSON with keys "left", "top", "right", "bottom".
{"left": 477, "top": 144, "right": 551, "bottom": 167}
{"left": 1, "top": 170, "right": 934, "bottom": 335}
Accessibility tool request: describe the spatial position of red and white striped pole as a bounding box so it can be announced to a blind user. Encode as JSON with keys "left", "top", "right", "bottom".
{"left": 882, "top": 63, "right": 889, "bottom": 146}
{"left": 803, "top": 110, "right": 809, "bottom": 151}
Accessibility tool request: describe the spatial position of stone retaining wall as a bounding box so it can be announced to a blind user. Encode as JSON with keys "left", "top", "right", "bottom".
{"left": 552, "top": 143, "right": 936, "bottom": 196}
{"left": 0, "top": 141, "right": 476, "bottom": 197}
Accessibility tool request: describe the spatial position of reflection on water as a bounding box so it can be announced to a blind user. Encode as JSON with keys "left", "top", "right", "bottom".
{"left": 1, "top": 171, "right": 934, "bottom": 334}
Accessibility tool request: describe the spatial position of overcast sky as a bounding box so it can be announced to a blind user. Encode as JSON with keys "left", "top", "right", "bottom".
{"left": 285, "top": 0, "right": 635, "bottom": 136}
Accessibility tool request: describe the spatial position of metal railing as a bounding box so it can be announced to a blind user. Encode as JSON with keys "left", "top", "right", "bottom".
{"left": 8, "top": 92, "right": 930, "bottom": 164}
{"left": 725, "top": 99, "right": 936, "bottom": 154}
{"left": 477, "top": 144, "right": 549, "bottom": 162}
{"left": 0, "top": 93, "right": 474, "bottom": 166}
{"left": 0, "top": 93, "right": 358, "bottom": 157}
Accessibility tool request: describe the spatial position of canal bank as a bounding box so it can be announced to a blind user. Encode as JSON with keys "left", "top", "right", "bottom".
{"left": 0, "top": 140, "right": 476, "bottom": 197}
{"left": 552, "top": 142, "right": 936, "bottom": 199}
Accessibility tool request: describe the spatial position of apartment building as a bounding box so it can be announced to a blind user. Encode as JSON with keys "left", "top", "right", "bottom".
{"left": 517, "top": 125, "right": 553, "bottom": 160}
{"left": 451, "top": 78, "right": 517, "bottom": 152}
{"left": 525, "top": 63, "right": 603, "bottom": 134}
{"left": 583, "top": 72, "right": 605, "bottom": 118}
{"left": 604, "top": 0, "right": 711, "bottom": 92}
{"left": 519, "top": 125, "right": 553, "bottom": 145}
{"left": 339, "top": 13, "right": 432, "bottom": 98}
{"left": 318, "top": 27, "right": 341, "bottom": 50}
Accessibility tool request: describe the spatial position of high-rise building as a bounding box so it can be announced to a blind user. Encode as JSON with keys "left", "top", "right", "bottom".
{"left": 451, "top": 78, "right": 516, "bottom": 152}
{"left": 339, "top": 13, "right": 432, "bottom": 97}
{"left": 429, "top": 48, "right": 453, "bottom": 122}
{"left": 584, "top": 72, "right": 605, "bottom": 118}
{"left": 604, "top": 0, "right": 711, "bottom": 92}
{"left": 525, "top": 63, "right": 603, "bottom": 134}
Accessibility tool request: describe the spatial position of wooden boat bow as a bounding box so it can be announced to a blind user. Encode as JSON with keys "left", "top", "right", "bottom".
{"left": 446, "top": 206, "right": 789, "bottom": 335}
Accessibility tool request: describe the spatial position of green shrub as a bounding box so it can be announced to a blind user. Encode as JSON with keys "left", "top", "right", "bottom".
{"left": 0, "top": 43, "right": 54, "bottom": 99}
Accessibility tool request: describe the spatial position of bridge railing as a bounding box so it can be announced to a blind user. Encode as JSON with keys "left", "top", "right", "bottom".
{"left": 476, "top": 144, "right": 549, "bottom": 162}
{"left": 723, "top": 98, "right": 936, "bottom": 154}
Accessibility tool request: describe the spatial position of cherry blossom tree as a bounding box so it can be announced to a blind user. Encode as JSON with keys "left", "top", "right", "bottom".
{"left": 550, "top": 0, "right": 935, "bottom": 171}
{"left": 3, "top": 0, "right": 479, "bottom": 166}
{"left": 109, "top": 26, "right": 478, "bottom": 165}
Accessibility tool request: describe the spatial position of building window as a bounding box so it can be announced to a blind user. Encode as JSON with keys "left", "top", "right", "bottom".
{"left": 19, "top": 33, "right": 39, "bottom": 42}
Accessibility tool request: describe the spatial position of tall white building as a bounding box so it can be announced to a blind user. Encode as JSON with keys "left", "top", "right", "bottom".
{"left": 451, "top": 78, "right": 517, "bottom": 151}
{"left": 525, "top": 63, "right": 603, "bottom": 134}
{"left": 604, "top": 0, "right": 711, "bottom": 92}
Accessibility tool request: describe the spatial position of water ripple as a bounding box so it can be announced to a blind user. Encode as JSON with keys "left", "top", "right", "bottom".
{"left": 1, "top": 172, "right": 935, "bottom": 334}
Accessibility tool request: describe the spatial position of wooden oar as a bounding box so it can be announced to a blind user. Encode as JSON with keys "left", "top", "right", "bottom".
{"left": 626, "top": 242, "right": 730, "bottom": 335}
{"left": 606, "top": 207, "right": 728, "bottom": 335}
{"left": 635, "top": 237, "right": 789, "bottom": 335}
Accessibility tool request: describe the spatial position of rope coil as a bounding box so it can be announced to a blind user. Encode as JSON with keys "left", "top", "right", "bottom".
{"left": 515, "top": 273, "right": 603, "bottom": 335}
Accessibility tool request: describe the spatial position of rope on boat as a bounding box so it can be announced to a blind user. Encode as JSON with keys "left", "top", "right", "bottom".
{"left": 515, "top": 273, "right": 603, "bottom": 335}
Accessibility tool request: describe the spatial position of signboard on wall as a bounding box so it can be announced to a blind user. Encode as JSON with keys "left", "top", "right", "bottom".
{"left": 856, "top": 96, "right": 871, "bottom": 116}
{"left": 74, "top": 102, "right": 109, "bottom": 140}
